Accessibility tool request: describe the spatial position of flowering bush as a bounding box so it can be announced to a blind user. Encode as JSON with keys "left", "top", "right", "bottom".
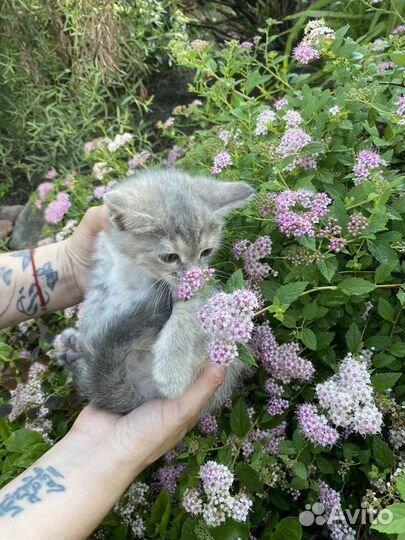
{"left": 2, "top": 9, "right": 405, "bottom": 540}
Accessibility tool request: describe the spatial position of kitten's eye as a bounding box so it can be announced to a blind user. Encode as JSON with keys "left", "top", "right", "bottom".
{"left": 200, "top": 248, "right": 214, "bottom": 258}
{"left": 159, "top": 253, "right": 180, "bottom": 263}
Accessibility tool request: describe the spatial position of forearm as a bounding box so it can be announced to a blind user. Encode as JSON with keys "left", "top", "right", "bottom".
{"left": 0, "top": 429, "right": 141, "bottom": 540}
{"left": 0, "top": 241, "right": 82, "bottom": 328}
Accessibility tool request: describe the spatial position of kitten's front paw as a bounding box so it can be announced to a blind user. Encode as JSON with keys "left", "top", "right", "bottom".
{"left": 54, "top": 328, "right": 81, "bottom": 366}
{"left": 153, "top": 367, "right": 189, "bottom": 399}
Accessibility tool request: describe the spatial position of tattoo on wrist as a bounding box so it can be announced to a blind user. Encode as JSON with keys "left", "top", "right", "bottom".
{"left": 11, "top": 251, "right": 31, "bottom": 271}
{"left": 16, "top": 261, "right": 59, "bottom": 316}
{"left": 0, "top": 466, "right": 65, "bottom": 518}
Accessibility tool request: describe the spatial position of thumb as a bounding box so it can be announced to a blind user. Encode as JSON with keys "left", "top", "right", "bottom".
{"left": 175, "top": 363, "right": 226, "bottom": 425}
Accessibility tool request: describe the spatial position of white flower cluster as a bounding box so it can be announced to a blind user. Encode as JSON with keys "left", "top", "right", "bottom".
{"left": 316, "top": 351, "right": 383, "bottom": 436}
{"left": 182, "top": 461, "right": 253, "bottom": 527}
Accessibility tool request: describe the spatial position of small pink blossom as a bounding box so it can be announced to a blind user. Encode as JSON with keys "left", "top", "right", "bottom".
{"left": 44, "top": 193, "right": 71, "bottom": 224}
{"left": 211, "top": 151, "right": 233, "bottom": 175}
{"left": 177, "top": 267, "right": 215, "bottom": 300}
{"left": 292, "top": 44, "right": 320, "bottom": 64}
{"left": 45, "top": 169, "right": 58, "bottom": 180}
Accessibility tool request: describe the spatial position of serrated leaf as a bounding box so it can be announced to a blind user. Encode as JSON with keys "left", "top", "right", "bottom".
{"left": 396, "top": 476, "right": 405, "bottom": 501}
{"left": 211, "top": 522, "right": 249, "bottom": 540}
{"left": 378, "top": 297, "right": 394, "bottom": 322}
{"left": 293, "top": 462, "right": 307, "bottom": 480}
{"left": 236, "top": 463, "right": 264, "bottom": 493}
{"left": 372, "top": 372, "right": 401, "bottom": 392}
{"left": 338, "top": 278, "right": 375, "bottom": 296}
{"left": 371, "top": 503, "right": 405, "bottom": 534}
{"left": 230, "top": 399, "right": 251, "bottom": 437}
{"left": 317, "top": 257, "right": 338, "bottom": 282}
{"left": 373, "top": 436, "right": 396, "bottom": 470}
{"left": 298, "top": 328, "right": 317, "bottom": 350}
{"left": 274, "top": 281, "right": 309, "bottom": 306}
{"left": 345, "top": 322, "right": 362, "bottom": 353}
{"left": 225, "top": 269, "right": 244, "bottom": 293}
{"left": 238, "top": 344, "right": 258, "bottom": 367}
{"left": 273, "top": 517, "right": 302, "bottom": 540}
{"left": 147, "top": 490, "right": 171, "bottom": 537}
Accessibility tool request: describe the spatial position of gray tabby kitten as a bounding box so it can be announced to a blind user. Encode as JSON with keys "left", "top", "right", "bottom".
{"left": 55, "top": 170, "right": 253, "bottom": 414}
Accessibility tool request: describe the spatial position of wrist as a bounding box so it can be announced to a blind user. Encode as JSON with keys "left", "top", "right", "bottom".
{"left": 56, "top": 239, "right": 84, "bottom": 305}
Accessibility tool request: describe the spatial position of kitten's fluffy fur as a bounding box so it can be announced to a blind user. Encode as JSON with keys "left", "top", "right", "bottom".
{"left": 56, "top": 170, "right": 253, "bottom": 413}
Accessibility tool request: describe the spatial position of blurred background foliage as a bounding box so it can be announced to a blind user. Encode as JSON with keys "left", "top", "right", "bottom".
{"left": 0, "top": 0, "right": 404, "bottom": 201}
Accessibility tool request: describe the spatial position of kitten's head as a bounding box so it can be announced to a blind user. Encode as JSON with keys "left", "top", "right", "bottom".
{"left": 104, "top": 170, "right": 253, "bottom": 290}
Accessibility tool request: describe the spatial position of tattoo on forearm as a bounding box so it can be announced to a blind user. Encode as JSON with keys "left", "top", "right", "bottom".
{"left": 11, "top": 251, "right": 31, "bottom": 271}
{"left": 16, "top": 262, "right": 59, "bottom": 316}
{"left": 0, "top": 267, "right": 12, "bottom": 286}
{"left": 0, "top": 466, "right": 65, "bottom": 517}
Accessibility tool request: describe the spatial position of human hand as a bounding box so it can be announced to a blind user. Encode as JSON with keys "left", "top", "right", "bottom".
{"left": 62, "top": 206, "right": 108, "bottom": 293}
{"left": 70, "top": 363, "right": 225, "bottom": 472}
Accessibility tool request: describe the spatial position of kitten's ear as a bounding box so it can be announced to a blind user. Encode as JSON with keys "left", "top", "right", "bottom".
{"left": 199, "top": 180, "right": 254, "bottom": 217}
{"left": 103, "top": 191, "right": 154, "bottom": 232}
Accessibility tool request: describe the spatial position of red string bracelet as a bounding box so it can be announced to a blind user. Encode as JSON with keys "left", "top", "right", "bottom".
{"left": 30, "top": 247, "right": 46, "bottom": 308}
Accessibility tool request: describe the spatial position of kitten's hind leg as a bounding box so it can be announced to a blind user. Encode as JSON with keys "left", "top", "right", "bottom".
{"left": 152, "top": 298, "right": 207, "bottom": 399}
{"left": 54, "top": 328, "right": 82, "bottom": 367}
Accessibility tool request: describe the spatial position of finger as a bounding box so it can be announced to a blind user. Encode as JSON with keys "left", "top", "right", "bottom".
{"left": 175, "top": 363, "right": 226, "bottom": 422}
{"left": 80, "top": 206, "right": 108, "bottom": 236}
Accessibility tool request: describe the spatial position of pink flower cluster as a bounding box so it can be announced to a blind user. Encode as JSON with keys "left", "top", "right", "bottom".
{"left": 319, "top": 482, "right": 356, "bottom": 540}
{"left": 255, "top": 109, "right": 277, "bottom": 136}
{"left": 36, "top": 182, "right": 54, "bottom": 208}
{"left": 155, "top": 464, "right": 186, "bottom": 494}
{"left": 392, "top": 24, "right": 405, "bottom": 34}
{"left": 233, "top": 236, "right": 274, "bottom": 283}
{"left": 128, "top": 150, "right": 151, "bottom": 170}
{"left": 275, "top": 98, "right": 288, "bottom": 110}
{"left": 273, "top": 189, "right": 331, "bottom": 238}
{"left": 93, "top": 181, "right": 116, "bottom": 199}
{"left": 251, "top": 323, "right": 315, "bottom": 383}
{"left": 293, "top": 44, "right": 320, "bottom": 64}
{"left": 297, "top": 403, "right": 339, "bottom": 447}
{"left": 182, "top": 461, "right": 253, "bottom": 527}
{"left": 211, "top": 151, "right": 233, "bottom": 175}
{"left": 284, "top": 110, "right": 303, "bottom": 127}
{"left": 318, "top": 217, "right": 347, "bottom": 253}
{"left": 396, "top": 96, "right": 405, "bottom": 117}
{"left": 44, "top": 193, "right": 71, "bottom": 224}
{"left": 292, "top": 19, "right": 335, "bottom": 64}
{"left": 199, "top": 414, "right": 218, "bottom": 435}
{"left": 177, "top": 267, "right": 215, "bottom": 300}
{"left": 316, "top": 352, "right": 383, "bottom": 436}
{"left": 353, "top": 149, "right": 385, "bottom": 185}
{"left": 347, "top": 213, "right": 368, "bottom": 237}
{"left": 197, "top": 289, "right": 258, "bottom": 366}
{"left": 277, "top": 127, "right": 312, "bottom": 158}
{"left": 45, "top": 169, "right": 58, "bottom": 180}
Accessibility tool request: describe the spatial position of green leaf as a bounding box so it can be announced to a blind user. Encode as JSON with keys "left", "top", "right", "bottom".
{"left": 217, "top": 446, "right": 233, "bottom": 468}
{"left": 147, "top": 490, "right": 171, "bottom": 537}
{"left": 372, "top": 372, "right": 401, "bottom": 392}
{"left": 4, "top": 429, "right": 46, "bottom": 453}
{"left": 236, "top": 463, "right": 264, "bottom": 493}
{"left": 378, "top": 297, "right": 394, "bottom": 322}
{"left": 371, "top": 503, "right": 405, "bottom": 534}
{"left": 225, "top": 269, "right": 244, "bottom": 293}
{"left": 272, "top": 517, "right": 302, "bottom": 540}
{"left": 396, "top": 476, "right": 405, "bottom": 501}
{"left": 293, "top": 462, "right": 307, "bottom": 480}
{"left": 211, "top": 522, "right": 249, "bottom": 540}
{"left": 238, "top": 344, "right": 258, "bottom": 367}
{"left": 298, "top": 328, "right": 317, "bottom": 350}
{"left": 345, "top": 322, "right": 362, "bottom": 353}
{"left": 372, "top": 436, "right": 396, "bottom": 470}
{"left": 274, "top": 281, "right": 309, "bottom": 306}
{"left": 338, "top": 278, "right": 375, "bottom": 296}
{"left": 392, "top": 51, "right": 405, "bottom": 67}
{"left": 389, "top": 342, "right": 405, "bottom": 358}
{"left": 317, "top": 456, "right": 334, "bottom": 474}
{"left": 230, "top": 399, "right": 251, "bottom": 437}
